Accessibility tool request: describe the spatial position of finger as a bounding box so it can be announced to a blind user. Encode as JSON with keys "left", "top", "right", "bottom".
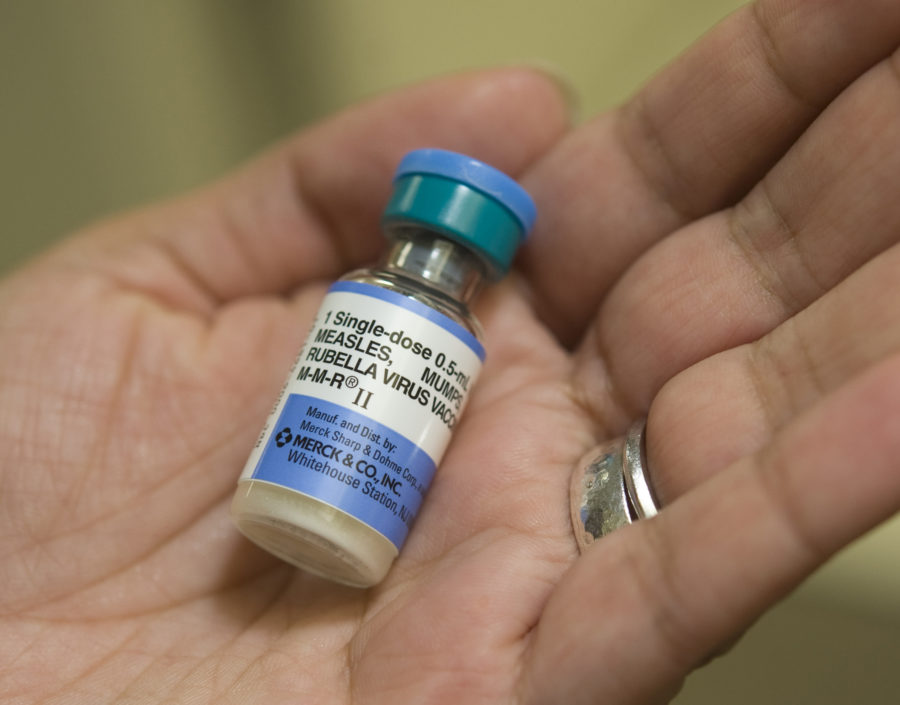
{"left": 518, "top": 0, "right": 900, "bottom": 344}
{"left": 522, "top": 354, "right": 900, "bottom": 705}
{"left": 574, "top": 48, "right": 900, "bottom": 427}
{"left": 649, "top": 239, "right": 900, "bottom": 502}
{"left": 55, "top": 68, "right": 569, "bottom": 314}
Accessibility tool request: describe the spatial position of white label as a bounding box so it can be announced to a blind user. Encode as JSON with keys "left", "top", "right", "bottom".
{"left": 238, "top": 280, "right": 483, "bottom": 548}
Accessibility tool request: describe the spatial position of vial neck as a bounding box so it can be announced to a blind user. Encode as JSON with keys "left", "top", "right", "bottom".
{"left": 381, "top": 226, "right": 486, "bottom": 305}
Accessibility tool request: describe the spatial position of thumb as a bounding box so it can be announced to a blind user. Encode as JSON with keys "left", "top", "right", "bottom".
{"left": 57, "top": 68, "right": 571, "bottom": 314}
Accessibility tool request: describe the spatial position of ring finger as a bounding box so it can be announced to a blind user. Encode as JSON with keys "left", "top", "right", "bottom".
{"left": 649, "top": 238, "right": 900, "bottom": 501}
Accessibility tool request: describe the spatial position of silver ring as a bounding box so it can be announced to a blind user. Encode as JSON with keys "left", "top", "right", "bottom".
{"left": 569, "top": 420, "right": 660, "bottom": 552}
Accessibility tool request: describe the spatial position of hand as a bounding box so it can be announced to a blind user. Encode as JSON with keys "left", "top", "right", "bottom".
{"left": 2, "top": 3, "right": 899, "bottom": 704}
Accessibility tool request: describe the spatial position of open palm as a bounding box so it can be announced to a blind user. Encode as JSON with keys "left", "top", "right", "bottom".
{"left": 4, "top": 3, "right": 900, "bottom": 703}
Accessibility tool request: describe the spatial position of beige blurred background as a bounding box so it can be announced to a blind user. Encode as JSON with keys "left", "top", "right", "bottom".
{"left": 2, "top": 1, "right": 899, "bottom": 702}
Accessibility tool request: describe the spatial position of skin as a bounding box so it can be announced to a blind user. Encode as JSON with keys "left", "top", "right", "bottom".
{"left": 2, "top": 0, "right": 900, "bottom": 702}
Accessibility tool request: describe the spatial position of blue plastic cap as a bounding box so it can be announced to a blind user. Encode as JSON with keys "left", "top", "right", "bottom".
{"left": 382, "top": 149, "right": 536, "bottom": 278}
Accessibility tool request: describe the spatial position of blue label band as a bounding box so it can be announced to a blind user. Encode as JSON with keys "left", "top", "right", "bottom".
{"left": 251, "top": 394, "right": 436, "bottom": 550}
{"left": 328, "top": 281, "right": 485, "bottom": 361}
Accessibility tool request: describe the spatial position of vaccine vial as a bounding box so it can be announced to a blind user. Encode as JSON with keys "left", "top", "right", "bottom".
{"left": 231, "top": 148, "right": 536, "bottom": 587}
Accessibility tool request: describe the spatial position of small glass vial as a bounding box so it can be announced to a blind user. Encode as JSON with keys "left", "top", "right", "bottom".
{"left": 231, "top": 149, "right": 536, "bottom": 587}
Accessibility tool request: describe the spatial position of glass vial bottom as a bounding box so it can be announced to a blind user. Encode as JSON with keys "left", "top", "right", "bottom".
{"left": 231, "top": 480, "right": 398, "bottom": 588}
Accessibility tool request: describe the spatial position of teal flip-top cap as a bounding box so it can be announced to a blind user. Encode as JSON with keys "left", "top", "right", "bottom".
{"left": 381, "top": 149, "right": 536, "bottom": 279}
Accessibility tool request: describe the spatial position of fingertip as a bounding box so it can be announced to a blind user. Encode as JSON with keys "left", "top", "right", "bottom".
{"left": 409, "top": 65, "right": 574, "bottom": 174}
{"left": 294, "top": 65, "right": 573, "bottom": 178}
{"left": 513, "top": 61, "right": 581, "bottom": 126}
